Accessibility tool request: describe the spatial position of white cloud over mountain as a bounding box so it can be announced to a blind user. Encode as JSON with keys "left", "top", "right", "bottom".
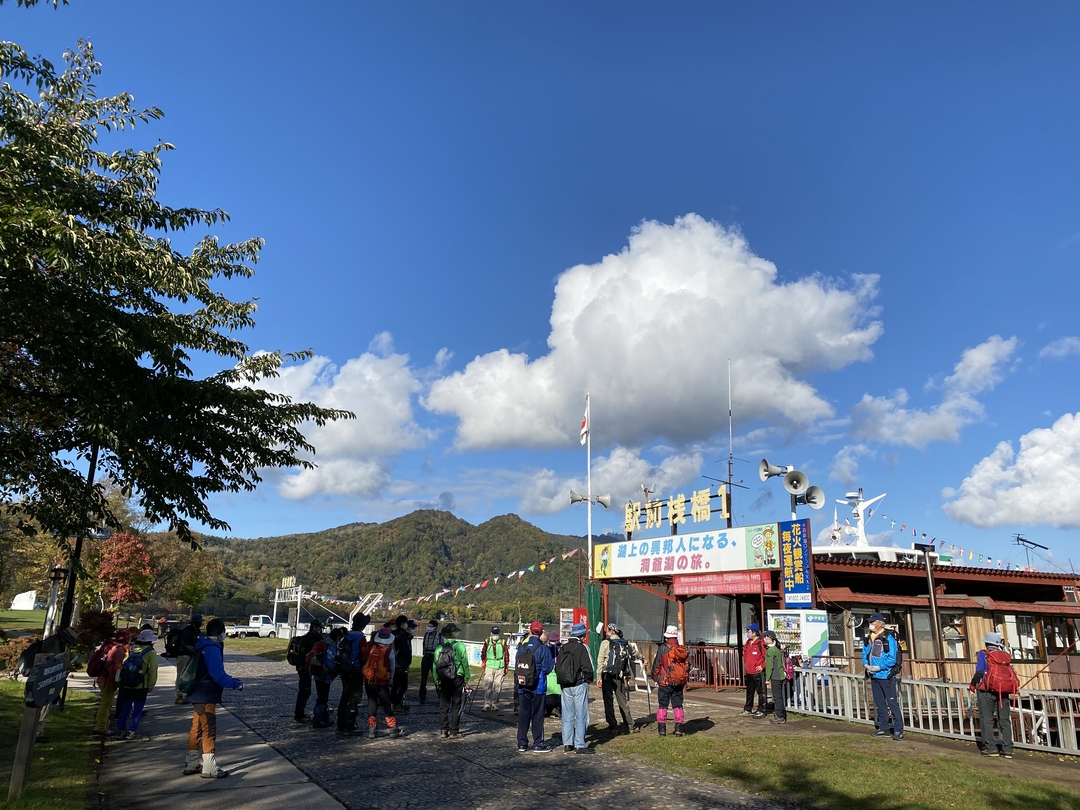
{"left": 425, "top": 214, "right": 883, "bottom": 451}
{"left": 943, "top": 413, "right": 1080, "bottom": 529}
{"left": 833, "top": 336, "right": 1017, "bottom": 482}
{"left": 259, "top": 337, "right": 432, "bottom": 500}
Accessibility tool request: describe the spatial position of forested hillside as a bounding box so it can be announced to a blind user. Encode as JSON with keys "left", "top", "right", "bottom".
{"left": 200, "top": 510, "right": 592, "bottom": 621}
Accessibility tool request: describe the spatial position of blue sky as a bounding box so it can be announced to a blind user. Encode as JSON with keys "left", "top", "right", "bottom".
{"left": 8, "top": 4, "right": 1080, "bottom": 570}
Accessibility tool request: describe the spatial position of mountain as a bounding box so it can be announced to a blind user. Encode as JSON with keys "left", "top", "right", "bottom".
{"left": 201, "top": 510, "right": 588, "bottom": 620}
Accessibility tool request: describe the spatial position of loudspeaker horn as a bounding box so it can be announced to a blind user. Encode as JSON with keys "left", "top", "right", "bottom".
{"left": 783, "top": 470, "right": 809, "bottom": 495}
{"left": 759, "top": 458, "right": 787, "bottom": 482}
{"left": 569, "top": 490, "right": 585, "bottom": 505}
{"left": 803, "top": 485, "right": 825, "bottom": 510}
{"left": 596, "top": 493, "right": 611, "bottom": 509}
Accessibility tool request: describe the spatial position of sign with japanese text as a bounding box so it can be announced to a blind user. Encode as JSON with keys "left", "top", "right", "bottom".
{"left": 623, "top": 485, "right": 729, "bottom": 534}
{"left": 593, "top": 523, "right": 782, "bottom": 580}
{"left": 24, "top": 653, "right": 68, "bottom": 708}
{"left": 673, "top": 570, "right": 770, "bottom": 595}
{"left": 779, "top": 518, "right": 813, "bottom": 607}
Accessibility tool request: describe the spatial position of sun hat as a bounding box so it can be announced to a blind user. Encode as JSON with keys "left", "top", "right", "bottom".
{"left": 571, "top": 623, "right": 587, "bottom": 637}
{"left": 375, "top": 628, "right": 394, "bottom": 645}
{"left": 663, "top": 625, "right": 679, "bottom": 638}
{"left": 136, "top": 629, "right": 157, "bottom": 643}
{"left": 983, "top": 631, "right": 1004, "bottom": 648}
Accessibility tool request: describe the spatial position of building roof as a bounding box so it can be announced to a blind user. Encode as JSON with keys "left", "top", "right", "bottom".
{"left": 817, "top": 586, "right": 1080, "bottom": 616}
{"left": 812, "top": 556, "right": 1080, "bottom": 585}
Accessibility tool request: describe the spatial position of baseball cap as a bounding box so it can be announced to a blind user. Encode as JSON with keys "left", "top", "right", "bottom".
{"left": 869, "top": 612, "right": 885, "bottom": 624}
{"left": 746, "top": 623, "right": 760, "bottom": 633}
{"left": 529, "top": 620, "right": 544, "bottom": 634}
{"left": 490, "top": 626, "right": 500, "bottom": 634}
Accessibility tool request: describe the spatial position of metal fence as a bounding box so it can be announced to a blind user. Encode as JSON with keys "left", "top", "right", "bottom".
{"left": 787, "top": 667, "right": 1080, "bottom": 755}
{"left": 685, "top": 645, "right": 744, "bottom": 690}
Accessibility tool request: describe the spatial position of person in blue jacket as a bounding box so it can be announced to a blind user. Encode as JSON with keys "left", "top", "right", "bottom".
{"left": 184, "top": 618, "right": 244, "bottom": 779}
{"left": 516, "top": 620, "right": 554, "bottom": 753}
{"left": 862, "top": 611, "right": 904, "bottom": 740}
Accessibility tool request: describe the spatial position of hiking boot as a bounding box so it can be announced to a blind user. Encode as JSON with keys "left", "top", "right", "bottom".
{"left": 199, "top": 754, "right": 228, "bottom": 779}
{"left": 872, "top": 729, "right": 889, "bottom": 737}
{"left": 532, "top": 744, "right": 552, "bottom": 754}
{"left": 657, "top": 723, "right": 667, "bottom": 737}
{"left": 183, "top": 751, "right": 202, "bottom": 775}
{"left": 518, "top": 745, "right": 528, "bottom": 753}
{"left": 448, "top": 730, "right": 461, "bottom": 740}
{"left": 630, "top": 724, "right": 641, "bottom": 734}
{"left": 740, "top": 709, "right": 754, "bottom": 716}
{"left": 752, "top": 711, "right": 766, "bottom": 719}
{"left": 1001, "top": 753, "right": 1013, "bottom": 759}
{"left": 367, "top": 726, "right": 376, "bottom": 739}
{"left": 440, "top": 730, "right": 450, "bottom": 739}
{"left": 293, "top": 715, "right": 309, "bottom": 723}
{"left": 673, "top": 724, "right": 685, "bottom": 737}
{"left": 564, "top": 745, "right": 574, "bottom": 753}
{"left": 891, "top": 732, "right": 904, "bottom": 741}
{"left": 391, "top": 727, "right": 404, "bottom": 738}
{"left": 981, "top": 749, "right": 997, "bottom": 757}
{"left": 770, "top": 717, "right": 787, "bottom": 725}
{"left": 123, "top": 731, "right": 138, "bottom": 740}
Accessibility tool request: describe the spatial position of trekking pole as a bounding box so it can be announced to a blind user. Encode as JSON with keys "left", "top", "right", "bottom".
{"left": 1017, "top": 638, "right": 1078, "bottom": 691}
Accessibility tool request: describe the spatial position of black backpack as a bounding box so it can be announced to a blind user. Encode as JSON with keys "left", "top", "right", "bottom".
{"left": 286, "top": 635, "right": 305, "bottom": 667}
{"left": 882, "top": 631, "right": 904, "bottom": 679}
{"left": 435, "top": 642, "right": 460, "bottom": 682}
{"left": 555, "top": 644, "right": 581, "bottom": 687}
{"left": 334, "top": 636, "right": 359, "bottom": 676}
{"left": 164, "top": 628, "right": 182, "bottom": 658}
{"left": 603, "top": 638, "right": 632, "bottom": 678}
{"left": 515, "top": 641, "right": 540, "bottom": 691}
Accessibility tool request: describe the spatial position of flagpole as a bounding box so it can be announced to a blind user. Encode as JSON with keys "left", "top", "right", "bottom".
{"left": 586, "top": 393, "right": 593, "bottom": 580}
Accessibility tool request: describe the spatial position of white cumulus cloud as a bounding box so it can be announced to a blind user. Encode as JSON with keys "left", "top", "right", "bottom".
{"left": 942, "top": 413, "right": 1080, "bottom": 529}
{"left": 259, "top": 342, "right": 432, "bottom": 500}
{"left": 849, "top": 336, "right": 1016, "bottom": 449}
{"left": 1040, "top": 337, "right": 1080, "bottom": 360}
{"left": 425, "top": 214, "right": 882, "bottom": 451}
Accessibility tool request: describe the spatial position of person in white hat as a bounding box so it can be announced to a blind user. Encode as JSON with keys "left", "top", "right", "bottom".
{"left": 969, "top": 631, "right": 1017, "bottom": 758}
{"left": 651, "top": 625, "right": 689, "bottom": 737}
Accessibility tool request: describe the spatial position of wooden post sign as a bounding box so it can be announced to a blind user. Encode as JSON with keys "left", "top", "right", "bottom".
{"left": 24, "top": 653, "right": 68, "bottom": 708}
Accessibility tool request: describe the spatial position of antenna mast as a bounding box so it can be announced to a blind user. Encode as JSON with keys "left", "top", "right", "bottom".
{"left": 1014, "top": 534, "right": 1047, "bottom": 571}
{"left": 727, "top": 359, "right": 734, "bottom": 528}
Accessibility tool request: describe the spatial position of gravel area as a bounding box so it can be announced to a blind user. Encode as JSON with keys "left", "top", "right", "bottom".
{"left": 219, "top": 650, "right": 792, "bottom": 810}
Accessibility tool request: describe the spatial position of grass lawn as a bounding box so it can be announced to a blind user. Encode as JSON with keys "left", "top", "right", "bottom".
{"left": 0, "top": 611, "right": 46, "bottom": 636}
{"left": 0, "top": 679, "right": 97, "bottom": 810}
{"left": 608, "top": 732, "right": 1080, "bottom": 810}
{"left": 225, "top": 636, "right": 289, "bottom": 661}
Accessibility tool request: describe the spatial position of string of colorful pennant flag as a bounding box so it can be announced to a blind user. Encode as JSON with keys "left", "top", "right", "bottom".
{"left": 307, "top": 547, "right": 585, "bottom": 612}
{"left": 857, "top": 509, "right": 1033, "bottom": 571}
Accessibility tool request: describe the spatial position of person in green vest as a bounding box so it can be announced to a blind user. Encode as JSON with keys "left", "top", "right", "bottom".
{"left": 433, "top": 623, "right": 470, "bottom": 739}
{"left": 478, "top": 626, "right": 509, "bottom": 711}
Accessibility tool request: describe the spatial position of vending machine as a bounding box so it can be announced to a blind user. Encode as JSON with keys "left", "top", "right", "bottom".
{"left": 767, "top": 609, "right": 829, "bottom": 664}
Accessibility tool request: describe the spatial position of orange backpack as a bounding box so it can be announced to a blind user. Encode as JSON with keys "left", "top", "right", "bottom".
{"left": 657, "top": 645, "right": 689, "bottom": 686}
{"left": 363, "top": 643, "right": 393, "bottom": 685}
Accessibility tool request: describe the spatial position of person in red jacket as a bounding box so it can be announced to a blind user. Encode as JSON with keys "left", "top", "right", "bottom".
{"left": 742, "top": 623, "right": 767, "bottom": 717}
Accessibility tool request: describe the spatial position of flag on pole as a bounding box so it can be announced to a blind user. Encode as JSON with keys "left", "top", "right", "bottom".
{"left": 580, "top": 401, "right": 589, "bottom": 445}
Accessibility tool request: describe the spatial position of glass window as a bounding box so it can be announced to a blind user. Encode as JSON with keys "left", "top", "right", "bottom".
{"left": 1000, "top": 613, "right": 1043, "bottom": 661}
{"left": 940, "top": 611, "right": 966, "bottom": 659}
{"left": 911, "top": 611, "right": 937, "bottom": 660}
{"left": 853, "top": 609, "right": 908, "bottom": 653}
{"left": 1044, "top": 617, "right": 1071, "bottom": 655}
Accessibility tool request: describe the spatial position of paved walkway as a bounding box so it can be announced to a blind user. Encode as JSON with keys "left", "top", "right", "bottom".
{"left": 83, "top": 647, "right": 791, "bottom": 810}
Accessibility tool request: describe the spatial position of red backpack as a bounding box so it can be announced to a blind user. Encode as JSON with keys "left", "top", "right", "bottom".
{"left": 981, "top": 649, "right": 1020, "bottom": 699}
{"left": 659, "top": 645, "right": 689, "bottom": 686}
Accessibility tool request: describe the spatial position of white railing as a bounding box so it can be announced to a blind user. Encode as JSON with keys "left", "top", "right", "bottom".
{"left": 787, "top": 668, "right": 1080, "bottom": 755}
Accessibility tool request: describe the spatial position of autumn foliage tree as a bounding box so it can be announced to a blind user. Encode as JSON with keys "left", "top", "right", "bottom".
{"left": 98, "top": 532, "right": 155, "bottom": 606}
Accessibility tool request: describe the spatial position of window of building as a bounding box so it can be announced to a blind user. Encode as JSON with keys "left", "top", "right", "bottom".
{"left": 1044, "top": 617, "right": 1072, "bottom": 655}
{"left": 852, "top": 609, "right": 908, "bottom": 653}
{"left": 998, "top": 613, "right": 1043, "bottom": 661}
{"left": 940, "top": 612, "right": 967, "bottom": 659}
{"left": 911, "top": 611, "right": 937, "bottom": 660}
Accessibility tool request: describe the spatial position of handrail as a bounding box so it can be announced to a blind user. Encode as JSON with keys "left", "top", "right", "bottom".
{"left": 787, "top": 666, "right": 1080, "bottom": 755}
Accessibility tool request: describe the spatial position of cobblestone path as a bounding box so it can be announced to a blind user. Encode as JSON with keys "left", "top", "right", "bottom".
{"left": 220, "top": 651, "right": 791, "bottom": 810}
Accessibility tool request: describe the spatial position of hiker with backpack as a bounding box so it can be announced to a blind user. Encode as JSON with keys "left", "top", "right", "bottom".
{"left": 364, "top": 627, "right": 401, "bottom": 738}
{"left": 309, "top": 626, "right": 344, "bottom": 728}
{"left": 763, "top": 630, "right": 789, "bottom": 725}
{"left": 88, "top": 627, "right": 131, "bottom": 737}
{"left": 479, "top": 626, "right": 510, "bottom": 712}
{"left": 652, "top": 625, "right": 690, "bottom": 737}
{"left": 183, "top": 618, "right": 244, "bottom": 779}
{"left": 433, "top": 622, "right": 470, "bottom": 739}
{"left": 516, "top": 620, "right": 555, "bottom": 753}
{"left": 742, "top": 623, "right": 768, "bottom": 718}
{"left": 391, "top": 616, "right": 416, "bottom": 713}
{"left": 336, "top": 613, "right": 370, "bottom": 734}
{"left": 169, "top": 614, "right": 202, "bottom": 705}
{"left": 970, "top": 631, "right": 1017, "bottom": 758}
{"left": 596, "top": 623, "right": 639, "bottom": 734}
{"left": 418, "top": 619, "right": 443, "bottom": 705}
{"left": 288, "top": 619, "right": 324, "bottom": 723}
{"left": 555, "top": 623, "right": 595, "bottom": 753}
{"left": 114, "top": 629, "right": 159, "bottom": 740}
{"left": 862, "top": 611, "right": 904, "bottom": 741}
